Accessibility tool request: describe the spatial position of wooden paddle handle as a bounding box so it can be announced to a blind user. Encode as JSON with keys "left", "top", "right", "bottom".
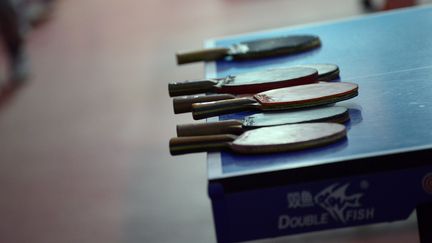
{"left": 177, "top": 120, "right": 244, "bottom": 136}
{"left": 192, "top": 97, "right": 256, "bottom": 120}
{"left": 168, "top": 79, "right": 219, "bottom": 97}
{"left": 169, "top": 134, "right": 237, "bottom": 155}
{"left": 176, "top": 47, "right": 230, "bottom": 64}
{"left": 173, "top": 94, "right": 236, "bottom": 114}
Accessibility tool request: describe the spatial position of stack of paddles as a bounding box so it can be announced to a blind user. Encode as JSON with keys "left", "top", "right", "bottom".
{"left": 170, "top": 35, "right": 359, "bottom": 156}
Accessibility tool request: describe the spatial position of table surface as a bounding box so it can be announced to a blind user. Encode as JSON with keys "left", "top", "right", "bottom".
{"left": 207, "top": 6, "right": 432, "bottom": 181}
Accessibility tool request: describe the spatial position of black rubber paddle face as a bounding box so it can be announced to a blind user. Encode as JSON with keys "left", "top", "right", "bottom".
{"left": 230, "top": 35, "right": 321, "bottom": 60}
{"left": 242, "top": 106, "right": 349, "bottom": 128}
{"left": 242, "top": 35, "right": 320, "bottom": 53}
{"left": 231, "top": 123, "right": 347, "bottom": 154}
{"left": 297, "top": 64, "right": 340, "bottom": 81}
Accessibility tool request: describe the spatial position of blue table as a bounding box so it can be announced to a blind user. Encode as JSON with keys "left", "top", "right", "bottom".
{"left": 205, "top": 6, "right": 432, "bottom": 243}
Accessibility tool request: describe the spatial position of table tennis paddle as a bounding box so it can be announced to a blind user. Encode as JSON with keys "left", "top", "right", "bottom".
{"left": 191, "top": 82, "right": 358, "bottom": 120}
{"left": 297, "top": 63, "right": 340, "bottom": 81}
{"left": 177, "top": 106, "right": 349, "bottom": 137}
{"left": 170, "top": 123, "right": 346, "bottom": 155}
{"left": 172, "top": 63, "right": 340, "bottom": 113}
{"left": 176, "top": 35, "right": 321, "bottom": 64}
{"left": 168, "top": 66, "right": 318, "bottom": 97}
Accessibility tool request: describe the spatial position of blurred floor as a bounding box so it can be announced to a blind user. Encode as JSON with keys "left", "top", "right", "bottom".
{"left": 0, "top": 0, "right": 426, "bottom": 242}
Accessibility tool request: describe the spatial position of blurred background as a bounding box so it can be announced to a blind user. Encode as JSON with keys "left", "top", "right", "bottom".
{"left": 0, "top": 0, "right": 428, "bottom": 242}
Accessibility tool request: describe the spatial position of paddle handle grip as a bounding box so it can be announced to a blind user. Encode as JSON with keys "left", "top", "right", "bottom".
{"left": 173, "top": 94, "right": 236, "bottom": 114}
{"left": 192, "top": 97, "right": 256, "bottom": 120}
{"left": 177, "top": 120, "right": 244, "bottom": 137}
{"left": 168, "top": 79, "right": 219, "bottom": 97}
{"left": 176, "top": 47, "right": 230, "bottom": 64}
{"left": 169, "top": 134, "right": 236, "bottom": 155}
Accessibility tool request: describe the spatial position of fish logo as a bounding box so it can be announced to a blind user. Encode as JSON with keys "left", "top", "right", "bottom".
{"left": 314, "top": 183, "right": 363, "bottom": 223}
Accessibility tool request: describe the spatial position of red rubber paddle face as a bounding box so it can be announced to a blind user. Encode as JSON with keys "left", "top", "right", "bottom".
{"left": 218, "top": 67, "right": 318, "bottom": 94}
{"left": 254, "top": 82, "right": 358, "bottom": 108}
{"left": 231, "top": 123, "right": 347, "bottom": 154}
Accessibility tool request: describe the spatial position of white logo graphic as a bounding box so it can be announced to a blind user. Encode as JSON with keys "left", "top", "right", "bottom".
{"left": 278, "top": 181, "right": 374, "bottom": 230}
{"left": 314, "top": 183, "right": 362, "bottom": 223}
